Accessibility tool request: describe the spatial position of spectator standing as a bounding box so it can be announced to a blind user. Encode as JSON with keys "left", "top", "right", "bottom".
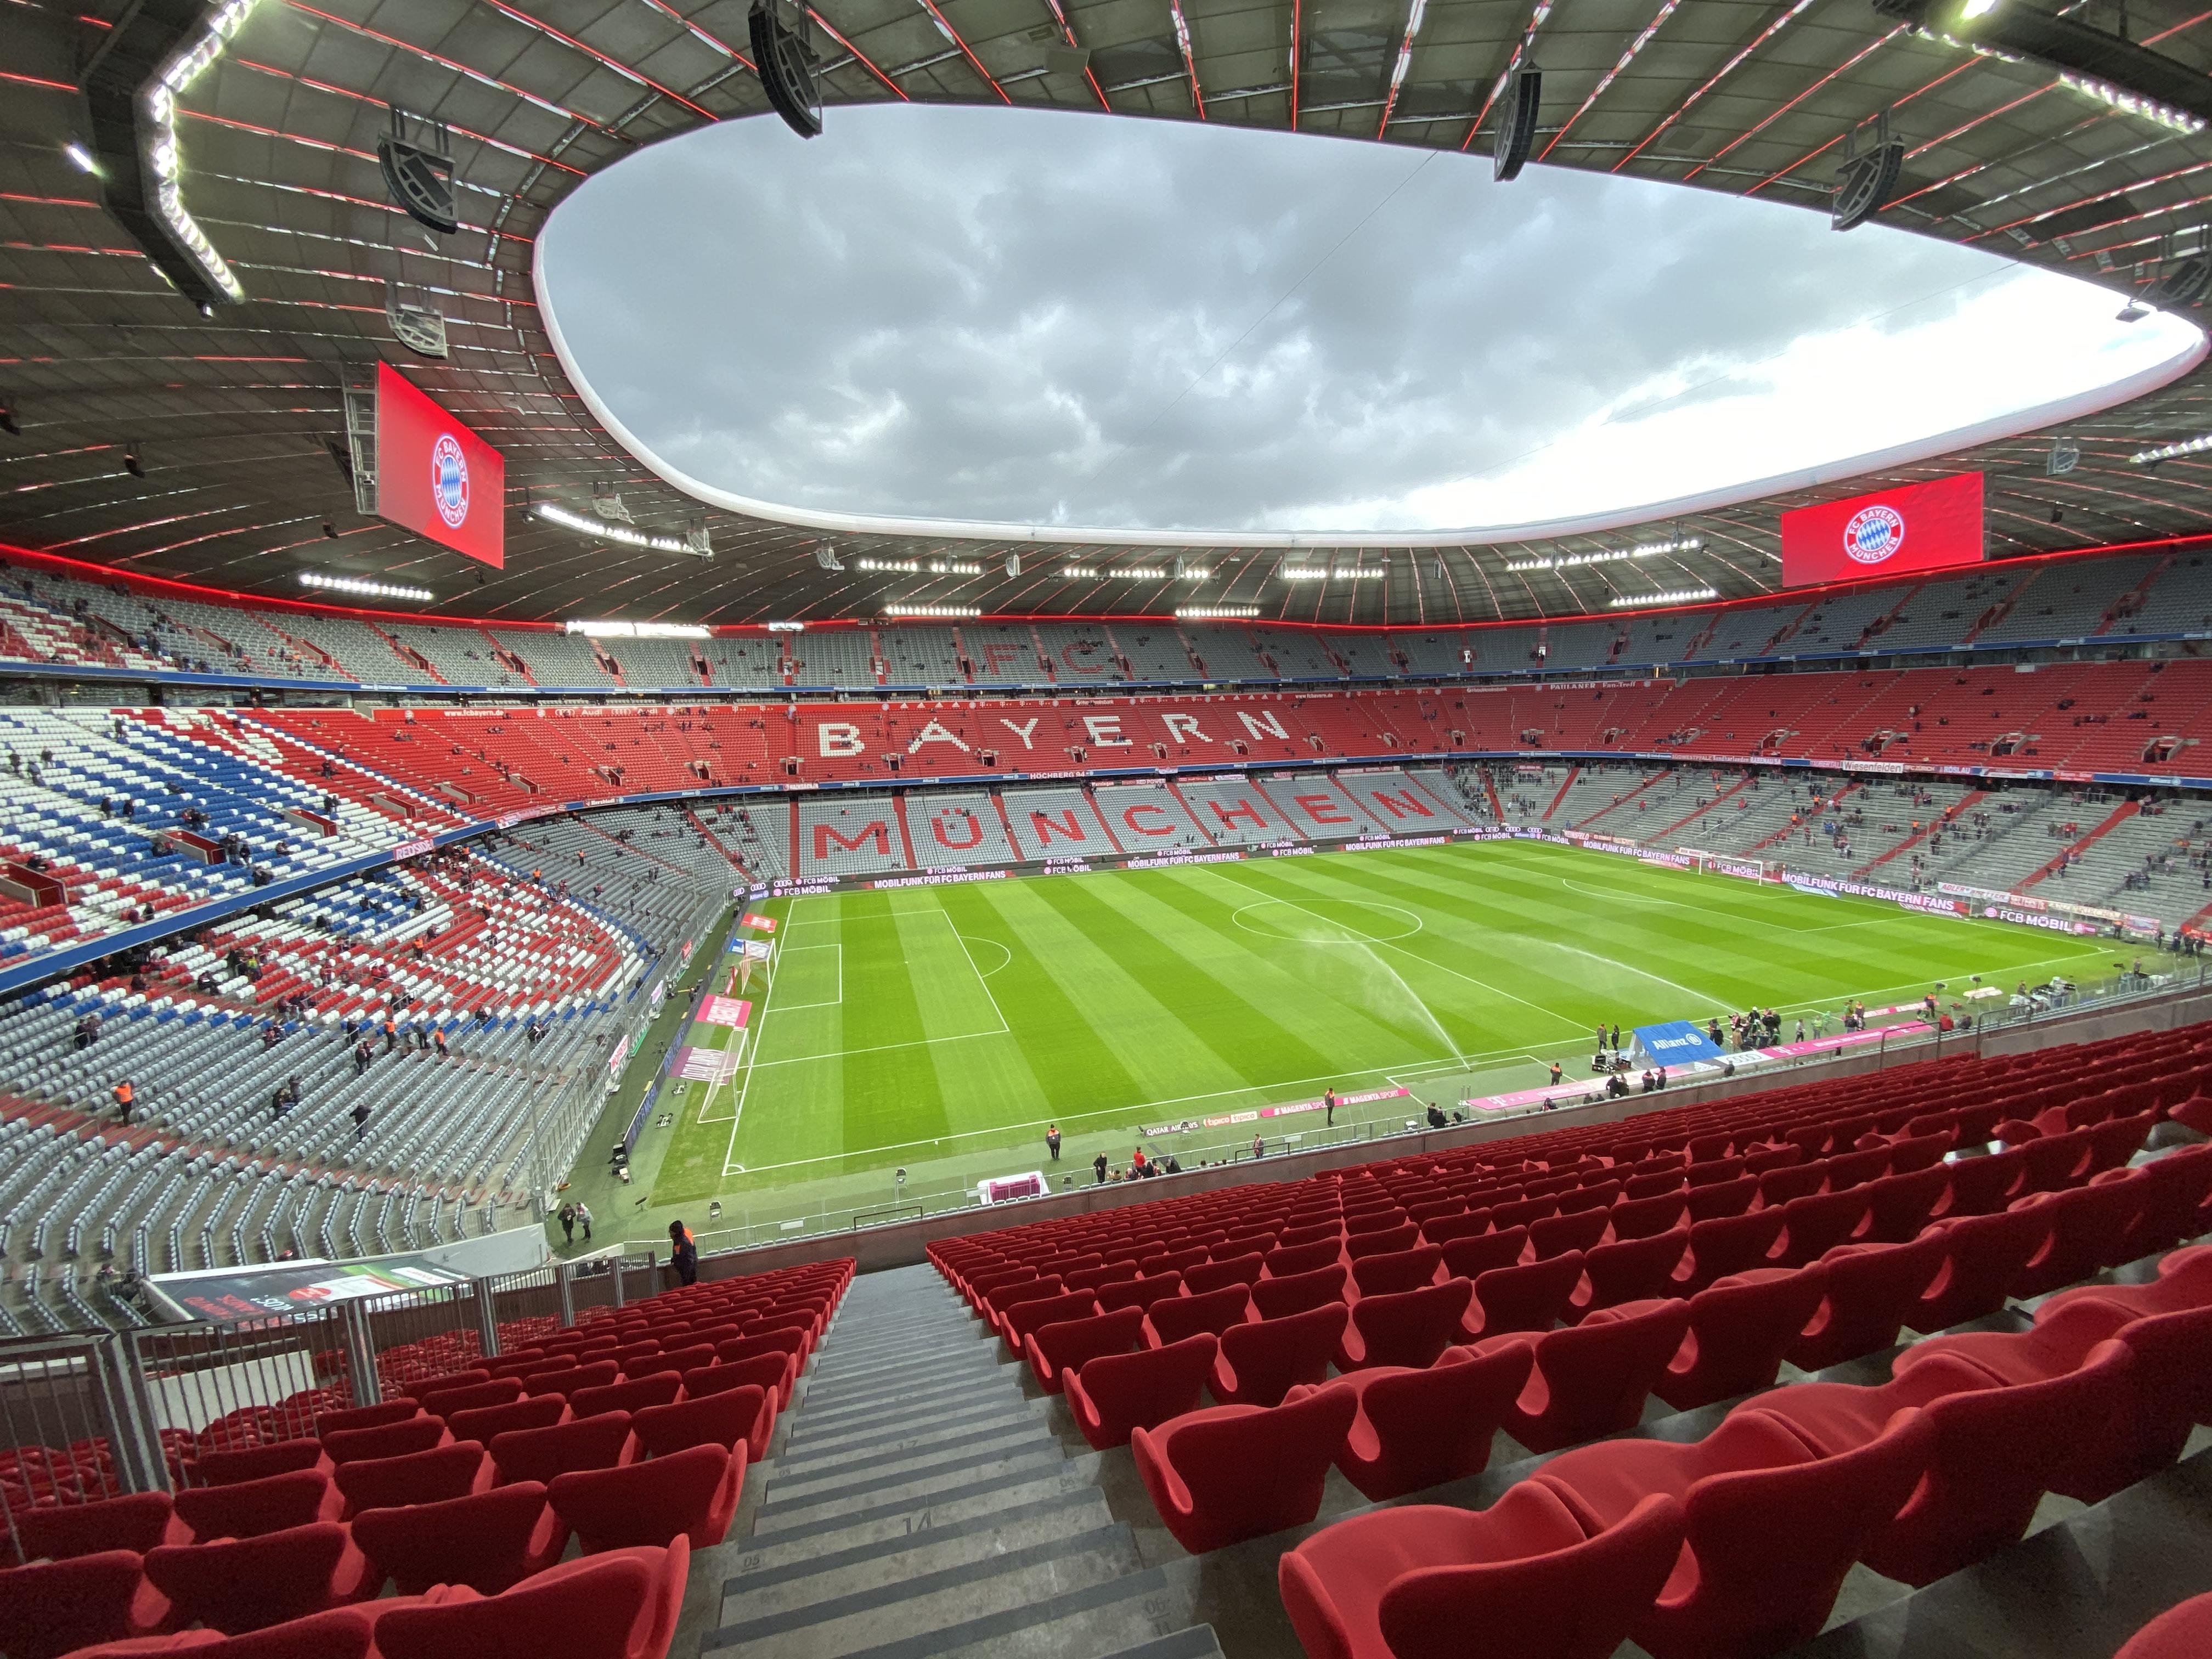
{"left": 558, "top": 1204, "right": 575, "bottom": 1244}
{"left": 1092, "top": 1152, "right": 1109, "bottom": 1186}
{"left": 668, "top": 1221, "right": 698, "bottom": 1286}
{"left": 574, "top": 1201, "right": 592, "bottom": 1243}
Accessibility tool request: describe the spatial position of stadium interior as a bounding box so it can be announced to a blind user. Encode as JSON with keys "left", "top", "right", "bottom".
{"left": 7, "top": 0, "right": 2212, "bottom": 1657}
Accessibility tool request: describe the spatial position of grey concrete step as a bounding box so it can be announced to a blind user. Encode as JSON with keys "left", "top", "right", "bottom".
{"left": 802, "top": 1348, "right": 1009, "bottom": 1402}
{"left": 751, "top": 1441, "right": 1071, "bottom": 1534}
{"left": 702, "top": 1521, "right": 1143, "bottom": 1659}
{"left": 1098, "top": 1628, "right": 1226, "bottom": 1659}
{"left": 792, "top": 1364, "right": 1028, "bottom": 1434}
{"left": 736, "top": 1463, "right": 1104, "bottom": 1574}
{"left": 791, "top": 1562, "right": 1183, "bottom": 1659}
{"left": 719, "top": 1486, "right": 1115, "bottom": 1622}
{"left": 777, "top": 1399, "right": 1047, "bottom": 1478}
{"left": 761, "top": 1419, "right": 1060, "bottom": 1508}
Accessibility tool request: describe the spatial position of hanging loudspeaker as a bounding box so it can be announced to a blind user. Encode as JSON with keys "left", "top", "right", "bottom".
{"left": 377, "top": 109, "right": 459, "bottom": 236}
{"left": 751, "top": 1, "right": 824, "bottom": 138}
{"left": 1832, "top": 133, "right": 1904, "bottom": 232}
{"left": 1494, "top": 68, "right": 1542, "bottom": 182}
{"left": 2143, "top": 255, "right": 2212, "bottom": 309}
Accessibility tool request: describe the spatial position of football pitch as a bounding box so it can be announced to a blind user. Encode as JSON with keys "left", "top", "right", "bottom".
{"left": 645, "top": 838, "right": 2115, "bottom": 1208}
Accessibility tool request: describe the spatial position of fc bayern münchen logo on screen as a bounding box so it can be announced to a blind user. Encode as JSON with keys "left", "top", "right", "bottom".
{"left": 1843, "top": 503, "right": 1904, "bottom": 565}
{"left": 431, "top": 433, "right": 470, "bottom": 529}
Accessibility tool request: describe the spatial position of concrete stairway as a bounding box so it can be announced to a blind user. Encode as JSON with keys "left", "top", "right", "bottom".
{"left": 698, "top": 1263, "right": 1223, "bottom": 1659}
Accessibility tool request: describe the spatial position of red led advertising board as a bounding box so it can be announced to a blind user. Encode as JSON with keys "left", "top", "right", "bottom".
{"left": 1780, "top": 471, "right": 1983, "bottom": 589}
{"left": 375, "top": 362, "right": 505, "bottom": 568}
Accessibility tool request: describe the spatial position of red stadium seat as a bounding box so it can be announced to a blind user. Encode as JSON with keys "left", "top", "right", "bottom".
{"left": 1672, "top": 1209, "right": 1785, "bottom": 1294}
{"left": 1132, "top": 1387, "right": 1358, "bottom": 1553}
{"left": 1503, "top": 1298, "right": 1692, "bottom": 1453}
{"left": 632, "top": 1389, "right": 769, "bottom": 1462}
{"left": 144, "top": 1522, "right": 375, "bottom": 1634}
{"left": 312, "top": 1401, "right": 422, "bottom": 1438}
{"left": 1065, "top": 1335, "right": 1220, "bottom": 1450}
{"left": 1096, "top": 1272, "right": 1186, "bottom": 1314}
{"left": 570, "top": 1375, "right": 685, "bottom": 1419}
{"left": 319, "top": 1418, "right": 449, "bottom": 1468}
{"left": 1439, "top": 1227, "right": 1529, "bottom": 1280}
{"left": 1264, "top": 1241, "right": 1345, "bottom": 1278}
{"left": 1142, "top": 1285, "right": 1252, "bottom": 1347}
{"left": 1347, "top": 1245, "right": 1442, "bottom": 1298}
{"left": 447, "top": 1396, "right": 571, "bottom": 1444}
{"left": 2119, "top": 1593, "right": 2212, "bottom": 1659}
{"left": 1184, "top": 1252, "right": 1267, "bottom": 1294}
{"left": 523, "top": 1362, "right": 620, "bottom": 1399}
{"left": 193, "top": 1442, "right": 329, "bottom": 1488}
{"left": 1334, "top": 1280, "right": 1474, "bottom": 1372}
{"left": 7, "top": 1492, "right": 180, "bottom": 1563}
{"left": 1654, "top": 1266, "right": 1829, "bottom": 1411}
{"left": 1759, "top": 1341, "right": 2134, "bottom": 1585}
{"left": 1251, "top": 1265, "right": 1349, "bottom": 1319}
{"left": 1771, "top": 1190, "right": 1870, "bottom": 1268}
{"left": 1908, "top": 1206, "right": 2054, "bottom": 1331}
{"left": 1787, "top": 1232, "right": 1949, "bottom": 1370}
{"left": 330, "top": 1441, "right": 490, "bottom": 1516}
{"left": 0, "top": 1551, "right": 170, "bottom": 1659}
{"left": 1462, "top": 1254, "right": 1584, "bottom": 1340}
{"left": 415, "top": 1379, "right": 523, "bottom": 1420}
{"left": 490, "top": 1412, "right": 637, "bottom": 1487}
{"left": 374, "top": 1538, "right": 688, "bottom": 1659}
{"left": 1209, "top": 1303, "right": 1349, "bottom": 1408}
{"left": 349, "top": 1482, "right": 567, "bottom": 1596}
{"left": 1024, "top": 1306, "right": 1146, "bottom": 1394}
{"left": 173, "top": 1469, "right": 342, "bottom": 1541}
{"left": 1534, "top": 1407, "right": 1932, "bottom": 1659}
{"left": 1278, "top": 1485, "right": 1684, "bottom": 1659}
{"left": 1306, "top": 1340, "right": 1535, "bottom": 1500}
{"left": 1571, "top": 1228, "right": 1688, "bottom": 1322}
{"left": 550, "top": 1443, "right": 742, "bottom": 1551}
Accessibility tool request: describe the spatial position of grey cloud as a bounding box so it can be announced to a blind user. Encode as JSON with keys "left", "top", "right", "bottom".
{"left": 540, "top": 104, "right": 2022, "bottom": 534}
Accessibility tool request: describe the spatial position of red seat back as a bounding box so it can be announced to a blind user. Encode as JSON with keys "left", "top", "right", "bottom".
{"left": 351, "top": 1481, "right": 558, "bottom": 1596}
{"left": 1210, "top": 1302, "right": 1348, "bottom": 1408}
{"left": 143, "top": 1521, "right": 351, "bottom": 1634}
{"left": 173, "top": 1469, "right": 334, "bottom": 1541}
{"left": 571, "top": 1375, "right": 685, "bottom": 1420}
{"left": 331, "top": 1442, "right": 486, "bottom": 1515}
{"left": 490, "top": 1412, "right": 634, "bottom": 1487}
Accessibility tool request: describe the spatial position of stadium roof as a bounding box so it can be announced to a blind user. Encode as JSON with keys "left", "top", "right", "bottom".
{"left": 6, "top": 0, "right": 2212, "bottom": 629}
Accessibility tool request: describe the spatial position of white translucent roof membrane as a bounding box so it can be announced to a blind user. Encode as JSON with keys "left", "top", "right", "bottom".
{"left": 539, "top": 104, "right": 2205, "bottom": 549}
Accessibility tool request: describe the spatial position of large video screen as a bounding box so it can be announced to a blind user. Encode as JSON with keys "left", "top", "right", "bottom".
{"left": 1780, "top": 471, "right": 1983, "bottom": 589}
{"left": 375, "top": 363, "right": 505, "bottom": 568}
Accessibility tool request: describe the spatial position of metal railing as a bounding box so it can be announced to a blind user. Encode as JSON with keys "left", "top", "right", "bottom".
{"left": 0, "top": 1243, "right": 693, "bottom": 1531}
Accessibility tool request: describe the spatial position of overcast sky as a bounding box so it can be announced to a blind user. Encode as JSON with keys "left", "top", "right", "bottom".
{"left": 539, "top": 104, "right": 2201, "bottom": 537}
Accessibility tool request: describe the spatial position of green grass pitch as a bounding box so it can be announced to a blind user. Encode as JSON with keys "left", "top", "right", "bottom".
{"left": 647, "top": 838, "right": 2114, "bottom": 1205}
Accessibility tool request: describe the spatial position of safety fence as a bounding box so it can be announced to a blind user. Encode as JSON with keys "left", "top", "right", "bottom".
{"left": 0, "top": 1244, "right": 662, "bottom": 1561}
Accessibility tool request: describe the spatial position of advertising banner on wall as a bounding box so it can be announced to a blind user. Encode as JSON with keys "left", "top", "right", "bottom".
{"left": 375, "top": 363, "right": 505, "bottom": 567}
{"left": 1780, "top": 471, "right": 1983, "bottom": 589}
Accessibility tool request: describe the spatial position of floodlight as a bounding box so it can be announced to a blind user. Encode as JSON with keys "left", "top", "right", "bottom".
{"left": 882, "top": 605, "right": 980, "bottom": 617}
{"left": 301, "top": 572, "right": 433, "bottom": 603}
{"left": 1609, "top": 587, "right": 1718, "bottom": 608}
{"left": 64, "top": 142, "right": 97, "bottom": 174}
{"left": 535, "top": 501, "right": 706, "bottom": 557}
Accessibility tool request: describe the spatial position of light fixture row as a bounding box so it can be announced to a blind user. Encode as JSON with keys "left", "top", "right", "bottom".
{"left": 298, "top": 572, "right": 432, "bottom": 603}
